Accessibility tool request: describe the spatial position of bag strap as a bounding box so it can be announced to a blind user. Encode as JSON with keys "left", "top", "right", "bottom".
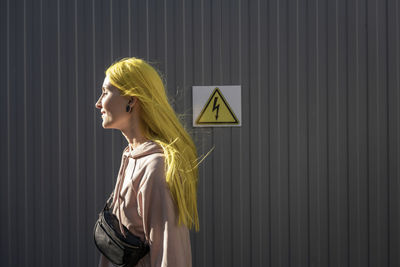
{"left": 103, "top": 191, "right": 114, "bottom": 211}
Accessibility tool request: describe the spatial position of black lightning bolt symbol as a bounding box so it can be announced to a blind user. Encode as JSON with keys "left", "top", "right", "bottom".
{"left": 212, "top": 97, "right": 220, "bottom": 120}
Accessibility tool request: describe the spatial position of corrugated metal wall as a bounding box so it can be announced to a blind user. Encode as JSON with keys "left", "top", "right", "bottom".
{"left": 1, "top": 0, "right": 399, "bottom": 266}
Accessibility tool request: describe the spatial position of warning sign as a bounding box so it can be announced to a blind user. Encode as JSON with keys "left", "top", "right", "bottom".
{"left": 193, "top": 86, "right": 241, "bottom": 127}
{"left": 196, "top": 88, "right": 239, "bottom": 124}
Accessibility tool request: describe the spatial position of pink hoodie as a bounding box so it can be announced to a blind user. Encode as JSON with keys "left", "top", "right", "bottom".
{"left": 98, "top": 141, "right": 192, "bottom": 267}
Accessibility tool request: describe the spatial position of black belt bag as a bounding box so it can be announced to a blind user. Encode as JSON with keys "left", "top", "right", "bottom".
{"left": 94, "top": 193, "right": 149, "bottom": 267}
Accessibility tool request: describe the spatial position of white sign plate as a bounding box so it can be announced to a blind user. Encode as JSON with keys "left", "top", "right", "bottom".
{"left": 192, "top": 85, "right": 241, "bottom": 127}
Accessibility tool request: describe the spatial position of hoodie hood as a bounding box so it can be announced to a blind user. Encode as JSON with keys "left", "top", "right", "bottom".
{"left": 123, "top": 140, "right": 164, "bottom": 159}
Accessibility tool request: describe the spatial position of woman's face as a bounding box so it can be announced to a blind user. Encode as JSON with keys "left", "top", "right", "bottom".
{"left": 95, "top": 76, "right": 131, "bottom": 129}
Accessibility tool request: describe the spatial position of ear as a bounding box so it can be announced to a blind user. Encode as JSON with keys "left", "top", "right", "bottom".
{"left": 128, "top": 97, "right": 139, "bottom": 108}
{"left": 132, "top": 97, "right": 138, "bottom": 105}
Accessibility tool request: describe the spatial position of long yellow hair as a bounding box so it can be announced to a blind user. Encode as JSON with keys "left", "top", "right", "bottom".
{"left": 106, "top": 57, "right": 200, "bottom": 231}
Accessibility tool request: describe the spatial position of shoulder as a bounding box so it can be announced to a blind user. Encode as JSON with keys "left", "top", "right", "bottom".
{"left": 138, "top": 153, "right": 166, "bottom": 189}
{"left": 141, "top": 152, "right": 165, "bottom": 169}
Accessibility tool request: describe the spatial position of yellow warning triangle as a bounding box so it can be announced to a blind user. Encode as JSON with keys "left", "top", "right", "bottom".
{"left": 195, "top": 87, "right": 239, "bottom": 125}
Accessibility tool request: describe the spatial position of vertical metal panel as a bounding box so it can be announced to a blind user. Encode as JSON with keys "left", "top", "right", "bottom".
{"left": 269, "top": 0, "right": 290, "bottom": 266}
{"left": 367, "top": 0, "right": 389, "bottom": 266}
{"left": 327, "top": 0, "right": 348, "bottom": 265}
{"left": 387, "top": 1, "right": 400, "bottom": 267}
{"left": 0, "top": 0, "right": 8, "bottom": 260}
{"left": 307, "top": 0, "right": 329, "bottom": 266}
{"left": 347, "top": 0, "right": 369, "bottom": 266}
{"left": 1, "top": 0, "right": 400, "bottom": 266}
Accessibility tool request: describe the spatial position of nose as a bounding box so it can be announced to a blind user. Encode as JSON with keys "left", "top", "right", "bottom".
{"left": 95, "top": 97, "right": 102, "bottom": 109}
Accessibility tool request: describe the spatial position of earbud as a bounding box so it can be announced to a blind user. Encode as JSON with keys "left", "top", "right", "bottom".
{"left": 126, "top": 99, "right": 134, "bottom": 113}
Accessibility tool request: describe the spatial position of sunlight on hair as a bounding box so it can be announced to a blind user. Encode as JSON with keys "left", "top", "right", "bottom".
{"left": 106, "top": 57, "right": 211, "bottom": 231}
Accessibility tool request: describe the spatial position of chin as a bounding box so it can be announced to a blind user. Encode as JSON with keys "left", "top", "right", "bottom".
{"left": 103, "top": 122, "right": 119, "bottom": 130}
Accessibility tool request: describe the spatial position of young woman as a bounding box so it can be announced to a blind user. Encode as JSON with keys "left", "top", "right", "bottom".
{"left": 95, "top": 58, "right": 199, "bottom": 267}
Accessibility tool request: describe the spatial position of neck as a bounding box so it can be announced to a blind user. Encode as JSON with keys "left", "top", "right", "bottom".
{"left": 120, "top": 104, "right": 148, "bottom": 150}
{"left": 128, "top": 136, "right": 148, "bottom": 149}
{"left": 120, "top": 120, "right": 148, "bottom": 150}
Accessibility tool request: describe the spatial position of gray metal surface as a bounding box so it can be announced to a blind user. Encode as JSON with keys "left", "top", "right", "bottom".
{"left": 1, "top": 0, "right": 399, "bottom": 266}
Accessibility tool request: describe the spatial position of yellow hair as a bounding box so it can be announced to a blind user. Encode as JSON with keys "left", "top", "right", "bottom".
{"left": 106, "top": 57, "right": 200, "bottom": 231}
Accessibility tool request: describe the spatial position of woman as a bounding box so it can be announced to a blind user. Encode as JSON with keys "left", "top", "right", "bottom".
{"left": 95, "top": 57, "right": 199, "bottom": 267}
